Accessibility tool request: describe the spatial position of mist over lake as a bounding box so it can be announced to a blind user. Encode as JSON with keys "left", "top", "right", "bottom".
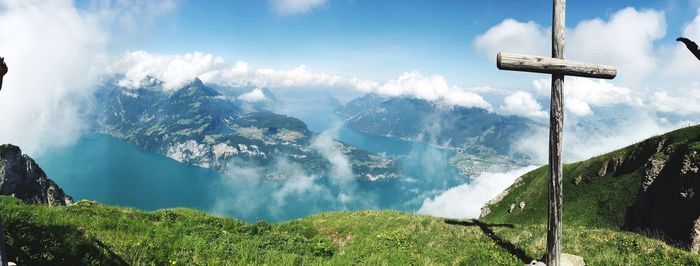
{"left": 35, "top": 103, "right": 468, "bottom": 222}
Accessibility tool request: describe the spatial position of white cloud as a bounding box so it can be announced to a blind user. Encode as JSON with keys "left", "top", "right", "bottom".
{"left": 513, "top": 112, "right": 677, "bottom": 164}
{"left": 665, "top": 8, "right": 700, "bottom": 78}
{"left": 532, "top": 77, "right": 642, "bottom": 116}
{"left": 474, "top": 19, "right": 549, "bottom": 58}
{"left": 367, "top": 71, "right": 492, "bottom": 110}
{"left": 112, "top": 51, "right": 493, "bottom": 110}
{"left": 568, "top": 7, "right": 666, "bottom": 83}
{"left": 500, "top": 91, "right": 548, "bottom": 119}
{"left": 0, "top": 0, "right": 106, "bottom": 154}
{"left": 269, "top": 0, "right": 327, "bottom": 15}
{"left": 109, "top": 51, "right": 226, "bottom": 90}
{"left": 270, "top": 160, "right": 326, "bottom": 209}
{"left": 0, "top": 1, "right": 178, "bottom": 155}
{"left": 238, "top": 88, "right": 267, "bottom": 102}
{"left": 651, "top": 83, "right": 700, "bottom": 115}
{"left": 417, "top": 166, "right": 539, "bottom": 219}
{"left": 111, "top": 51, "right": 348, "bottom": 90}
{"left": 253, "top": 65, "right": 345, "bottom": 88}
{"left": 474, "top": 7, "right": 667, "bottom": 84}
{"left": 311, "top": 124, "right": 355, "bottom": 185}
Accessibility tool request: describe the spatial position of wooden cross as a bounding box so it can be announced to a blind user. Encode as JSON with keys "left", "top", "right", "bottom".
{"left": 496, "top": 1, "right": 616, "bottom": 265}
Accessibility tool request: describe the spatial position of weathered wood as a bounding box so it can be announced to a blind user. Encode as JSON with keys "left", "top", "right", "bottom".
{"left": 494, "top": 0, "right": 616, "bottom": 264}
{"left": 497, "top": 52, "right": 616, "bottom": 79}
{"left": 547, "top": 1, "right": 565, "bottom": 265}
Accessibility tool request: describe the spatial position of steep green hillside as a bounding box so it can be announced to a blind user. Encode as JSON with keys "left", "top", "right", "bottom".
{"left": 1, "top": 196, "right": 699, "bottom": 265}
{"left": 482, "top": 125, "right": 700, "bottom": 247}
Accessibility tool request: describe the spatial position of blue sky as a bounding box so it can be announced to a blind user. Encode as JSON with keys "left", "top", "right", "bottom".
{"left": 79, "top": 0, "right": 700, "bottom": 87}
{"left": 1, "top": 0, "right": 700, "bottom": 155}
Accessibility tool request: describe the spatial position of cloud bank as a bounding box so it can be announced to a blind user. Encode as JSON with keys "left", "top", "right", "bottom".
{"left": 531, "top": 77, "right": 642, "bottom": 117}
{"left": 111, "top": 51, "right": 493, "bottom": 109}
{"left": 0, "top": 0, "right": 179, "bottom": 155}
{"left": 0, "top": 0, "right": 106, "bottom": 154}
{"left": 418, "top": 166, "right": 538, "bottom": 219}
{"left": 474, "top": 7, "right": 666, "bottom": 85}
{"left": 500, "top": 91, "right": 548, "bottom": 119}
{"left": 238, "top": 88, "right": 267, "bottom": 102}
{"left": 211, "top": 124, "right": 375, "bottom": 220}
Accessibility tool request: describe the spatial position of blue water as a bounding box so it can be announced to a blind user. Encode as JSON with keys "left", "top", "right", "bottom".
{"left": 35, "top": 108, "right": 467, "bottom": 222}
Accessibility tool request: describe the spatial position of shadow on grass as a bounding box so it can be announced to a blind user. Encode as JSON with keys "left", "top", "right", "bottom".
{"left": 445, "top": 219, "right": 534, "bottom": 263}
{"left": 3, "top": 222, "right": 128, "bottom": 265}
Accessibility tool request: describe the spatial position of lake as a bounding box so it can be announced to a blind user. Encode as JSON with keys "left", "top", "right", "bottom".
{"left": 35, "top": 106, "right": 468, "bottom": 222}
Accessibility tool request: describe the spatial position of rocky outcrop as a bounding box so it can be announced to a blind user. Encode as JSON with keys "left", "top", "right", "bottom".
{"left": 481, "top": 127, "right": 700, "bottom": 253}
{"left": 625, "top": 139, "right": 700, "bottom": 253}
{"left": 597, "top": 155, "right": 624, "bottom": 177}
{"left": 0, "top": 144, "right": 70, "bottom": 205}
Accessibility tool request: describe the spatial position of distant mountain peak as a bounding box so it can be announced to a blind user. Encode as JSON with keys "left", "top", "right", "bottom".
{"left": 192, "top": 77, "right": 204, "bottom": 87}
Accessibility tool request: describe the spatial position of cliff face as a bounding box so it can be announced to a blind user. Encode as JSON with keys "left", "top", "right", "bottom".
{"left": 620, "top": 137, "right": 700, "bottom": 252}
{"left": 0, "top": 144, "right": 69, "bottom": 206}
{"left": 481, "top": 125, "right": 700, "bottom": 253}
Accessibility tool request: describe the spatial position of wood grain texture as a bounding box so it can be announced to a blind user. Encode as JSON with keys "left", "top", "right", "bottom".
{"left": 547, "top": 1, "right": 566, "bottom": 265}
{"left": 496, "top": 52, "right": 616, "bottom": 79}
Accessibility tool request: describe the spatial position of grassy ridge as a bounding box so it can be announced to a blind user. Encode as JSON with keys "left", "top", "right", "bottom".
{"left": 3, "top": 125, "right": 700, "bottom": 264}
{"left": 1, "top": 196, "right": 699, "bottom": 265}
{"left": 483, "top": 124, "right": 700, "bottom": 229}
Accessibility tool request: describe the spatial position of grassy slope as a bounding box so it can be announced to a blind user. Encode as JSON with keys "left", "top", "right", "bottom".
{"left": 482, "top": 125, "right": 700, "bottom": 230}
{"left": 3, "top": 125, "right": 700, "bottom": 265}
{"left": 1, "top": 196, "right": 699, "bottom": 265}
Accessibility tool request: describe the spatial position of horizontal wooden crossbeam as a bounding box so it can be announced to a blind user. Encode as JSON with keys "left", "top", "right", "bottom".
{"left": 496, "top": 52, "right": 617, "bottom": 79}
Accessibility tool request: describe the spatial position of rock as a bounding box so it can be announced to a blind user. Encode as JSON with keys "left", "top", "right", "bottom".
{"left": 0, "top": 144, "right": 70, "bottom": 205}
{"left": 681, "top": 150, "right": 699, "bottom": 175}
{"left": 480, "top": 206, "right": 491, "bottom": 217}
{"left": 597, "top": 162, "right": 608, "bottom": 178}
{"left": 65, "top": 195, "right": 74, "bottom": 206}
{"left": 574, "top": 175, "right": 583, "bottom": 185}
{"left": 680, "top": 188, "right": 695, "bottom": 199}
{"left": 525, "top": 260, "right": 546, "bottom": 266}
{"left": 562, "top": 253, "right": 586, "bottom": 266}
{"left": 508, "top": 203, "right": 515, "bottom": 213}
{"left": 598, "top": 156, "right": 624, "bottom": 177}
{"left": 519, "top": 201, "right": 526, "bottom": 210}
{"left": 641, "top": 155, "right": 668, "bottom": 191}
{"left": 626, "top": 147, "right": 700, "bottom": 253}
{"left": 691, "top": 218, "right": 700, "bottom": 253}
{"left": 530, "top": 253, "right": 586, "bottom": 266}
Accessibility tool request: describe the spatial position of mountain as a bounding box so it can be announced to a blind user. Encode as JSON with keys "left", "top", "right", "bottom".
{"left": 0, "top": 144, "right": 70, "bottom": 206}
{"left": 335, "top": 93, "right": 387, "bottom": 118}
{"left": 481, "top": 124, "right": 700, "bottom": 253}
{"left": 95, "top": 78, "right": 397, "bottom": 180}
{"left": 2, "top": 132, "right": 700, "bottom": 264}
{"left": 337, "top": 95, "right": 540, "bottom": 175}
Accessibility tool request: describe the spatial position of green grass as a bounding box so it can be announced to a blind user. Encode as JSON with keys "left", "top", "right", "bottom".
{"left": 1, "top": 196, "right": 699, "bottom": 265}
{"left": 3, "top": 124, "right": 700, "bottom": 265}
{"left": 483, "top": 124, "right": 700, "bottom": 230}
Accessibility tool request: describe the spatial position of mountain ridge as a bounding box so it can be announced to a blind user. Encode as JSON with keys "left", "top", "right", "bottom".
{"left": 336, "top": 94, "right": 539, "bottom": 175}
{"left": 0, "top": 144, "right": 70, "bottom": 206}
{"left": 482, "top": 124, "right": 700, "bottom": 253}
{"left": 95, "top": 78, "right": 398, "bottom": 180}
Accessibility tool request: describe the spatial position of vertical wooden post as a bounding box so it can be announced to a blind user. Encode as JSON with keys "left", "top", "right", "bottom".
{"left": 547, "top": 0, "right": 565, "bottom": 265}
